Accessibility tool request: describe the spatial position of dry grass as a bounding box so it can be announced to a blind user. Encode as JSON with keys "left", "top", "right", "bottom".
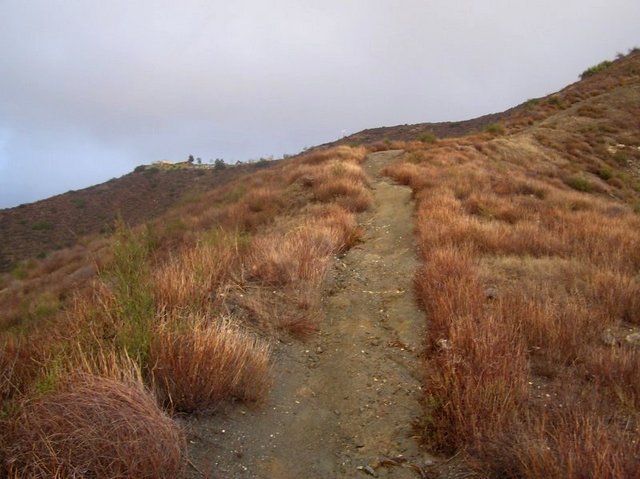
{"left": 313, "top": 177, "right": 373, "bottom": 212}
{"left": 1, "top": 144, "right": 371, "bottom": 476}
{"left": 418, "top": 246, "right": 528, "bottom": 451}
{"left": 152, "top": 234, "right": 240, "bottom": 314}
{"left": 240, "top": 204, "right": 361, "bottom": 335}
{"left": 249, "top": 226, "right": 339, "bottom": 286}
{"left": 385, "top": 81, "right": 640, "bottom": 477}
{"left": 150, "top": 316, "right": 271, "bottom": 412}
{"left": 3, "top": 371, "right": 184, "bottom": 478}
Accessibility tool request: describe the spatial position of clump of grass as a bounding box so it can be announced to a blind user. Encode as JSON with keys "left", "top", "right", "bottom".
{"left": 564, "top": 175, "right": 593, "bottom": 192}
{"left": 242, "top": 186, "right": 284, "bottom": 213}
{"left": 505, "top": 407, "right": 639, "bottom": 479}
{"left": 31, "top": 221, "right": 53, "bottom": 231}
{"left": 152, "top": 236, "right": 238, "bottom": 313}
{"left": 248, "top": 225, "right": 338, "bottom": 286}
{"left": 4, "top": 372, "right": 184, "bottom": 478}
{"left": 596, "top": 166, "right": 613, "bottom": 180}
{"left": 313, "top": 177, "right": 372, "bottom": 212}
{"left": 580, "top": 60, "right": 613, "bottom": 79}
{"left": 381, "top": 162, "right": 422, "bottom": 187}
{"left": 150, "top": 316, "right": 271, "bottom": 412}
{"left": 613, "top": 150, "right": 628, "bottom": 165}
{"left": 308, "top": 203, "right": 362, "bottom": 250}
{"left": 417, "top": 131, "right": 437, "bottom": 144}
{"left": 484, "top": 123, "right": 505, "bottom": 135}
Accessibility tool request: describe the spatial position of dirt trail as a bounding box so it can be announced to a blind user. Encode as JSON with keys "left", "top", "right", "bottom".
{"left": 186, "top": 150, "right": 433, "bottom": 478}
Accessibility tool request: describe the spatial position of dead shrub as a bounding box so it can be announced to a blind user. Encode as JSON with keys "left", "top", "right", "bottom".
{"left": 419, "top": 249, "right": 527, "bottom": 451}
{"left": 300, "top": 145, "right": 367, "bottom": 165}
{"left": 506, "top": 408, "right": 640, "bottom": 479}
{"left": 153, "top": 238, "right": 238, "bottom": 313}
{"left": 3, "top": 373, "right": 184, "bottom": 478}
{"left": 313, "top": 177, "right": 373, "bottom": 212}
{"left": 233, "top": 284, "right": 322, "bottom": 337}
{"left": 242, "top": 186, "right": 284, "bottom": 213}
{"left": 247, "top": 226, "right": 339, "bottom": 286}
{"left": 307, "top": 203, "right": 362, "bottom": 250}
{"left": 150, "top": 316, "right": 271, "bottom": 412}
{"left": 587, "top": 269, "right": 640, "bottom": 323}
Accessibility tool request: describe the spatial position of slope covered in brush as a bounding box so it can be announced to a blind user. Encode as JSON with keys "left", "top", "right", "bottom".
{"left": 0, "top": 161, "right": 276, "bottom": 272}
{"left": 382, "top": 49, "right": 640, "bottom": 478}
{"left": 0, "top": 144, "right": 373, "bottom": 476}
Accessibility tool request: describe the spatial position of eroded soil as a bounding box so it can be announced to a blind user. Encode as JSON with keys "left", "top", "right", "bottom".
{"left": 185, "top": 151, "right": 435, "bottom": 478}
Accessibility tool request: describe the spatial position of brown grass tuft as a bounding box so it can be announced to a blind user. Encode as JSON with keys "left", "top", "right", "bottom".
{"left": 152, "top": 236, "right": 239, "bottom": 313}
{"left": 150, "top": 316, "right": 271, "bottom": 412}
{"left": 4, "top": 372, "right": 184, "bottom": 478}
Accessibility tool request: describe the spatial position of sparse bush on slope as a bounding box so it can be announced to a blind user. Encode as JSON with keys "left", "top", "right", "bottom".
{"left": 581, "top": 60, "right": 613, "bottom": 79}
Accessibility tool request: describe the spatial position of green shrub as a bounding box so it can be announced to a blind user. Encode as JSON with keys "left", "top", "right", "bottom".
{"left": 484, "top": 123, "right": 505, "bottom": 135}
{"left": 32, "top": 221, "right": 53, "bottom": 231}
{"left": 418, "top": 131, "right": 437, "bottom": 144}
{"left": 525, "top": 98, "right": 539, "bottom": 110}
{"left": 29, "top": 293, "right": 61, "bottom": 323}
{"left": 596, "top": 166, "right": 613, "bottom": 180}
{"left": 71, "top": 198, "right": 86, "bottom": 209}
{"left": 548, "top": 96, "right": 562, "bottom": 106}
{"left": 11, "top": 262, "right": 30, "bottom": 280}
{"left": 102, "top": 219, "right": 154, "bottom": 364}
{"left": 580, "top": 60, "right": 613, "bottom": 79}
{"left": 613, "top": 150, "right": 628, "bottom": 165}
{"left": 564, "top": 176, "right": 593, "bottom": 192}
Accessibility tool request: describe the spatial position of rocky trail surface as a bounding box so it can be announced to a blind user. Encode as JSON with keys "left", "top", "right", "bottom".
{"left": 186, "top": 151, "right": 445, "bottom": 478}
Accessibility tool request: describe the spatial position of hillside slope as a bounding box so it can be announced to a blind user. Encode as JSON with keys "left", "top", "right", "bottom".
{"left": 0, "top": 161, "right": 275, "bottom": 272}
{"left": 1, "top": 50, "right": 640, "bottom": 478}
{"left": 380, "top": 49, "right": 640, "bottom": 478}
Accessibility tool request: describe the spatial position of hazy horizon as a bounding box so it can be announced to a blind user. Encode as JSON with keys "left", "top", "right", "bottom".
{"left": 1, "top": 0, "right": 639, "bottom": 208}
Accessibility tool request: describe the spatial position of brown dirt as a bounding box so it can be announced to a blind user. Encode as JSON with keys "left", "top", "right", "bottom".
{"left": 184, "top": 150, "right": 436, "bottom": 478}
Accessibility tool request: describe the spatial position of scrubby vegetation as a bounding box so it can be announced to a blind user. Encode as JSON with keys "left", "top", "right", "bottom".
{"left": 4, "top": 362, "right": 184, "bottom": 478}
{"left": 581, "top": 60, "right": 613, "bottom": 79}
{"left": 0, "top": 145, "right": 370, "bottom": 476}
{"left": 2, "top": 48, "right": 640, "bottom": 478}
{"left": 382, "top": 49, "right": 640, "bottom": 478}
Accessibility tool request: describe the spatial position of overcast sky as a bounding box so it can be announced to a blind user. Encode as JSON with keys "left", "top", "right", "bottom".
{"left": 1, "top": 1, "right": 639, "bottom": 208}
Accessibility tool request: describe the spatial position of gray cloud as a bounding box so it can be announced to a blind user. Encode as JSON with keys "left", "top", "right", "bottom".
{"left": 1, "top": 0, "right": 639, "bottom": 207}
